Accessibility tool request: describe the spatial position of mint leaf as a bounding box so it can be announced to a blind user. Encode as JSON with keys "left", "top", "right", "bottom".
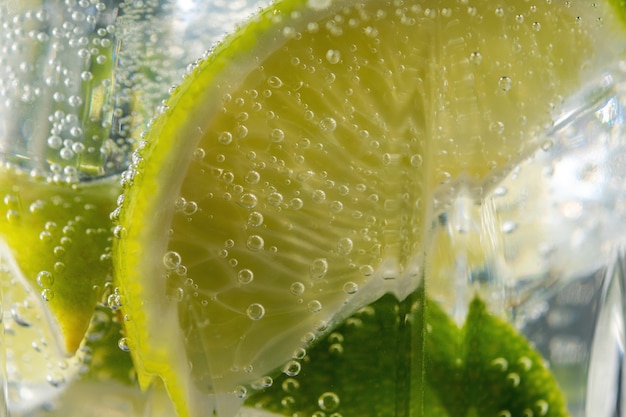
{"left": 464, "top": 298, "right": 569, "bottom": 417}
{"left": 246, "top": 293, "right": 424, "bottom": 416}
{"left": 427, "top": 297, "right": 570, "bottom": 417}
{"left": 246, "top": 293, "right": 570, "bottom": 417}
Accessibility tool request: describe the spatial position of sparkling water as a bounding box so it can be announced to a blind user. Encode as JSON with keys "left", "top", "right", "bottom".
{"left": 1, "top": 0, "right": 626, "bottom": 416}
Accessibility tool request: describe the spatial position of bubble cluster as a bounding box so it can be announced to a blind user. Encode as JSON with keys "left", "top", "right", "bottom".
{"left": 0, "top": 1, "right": 125, "bottom": 180}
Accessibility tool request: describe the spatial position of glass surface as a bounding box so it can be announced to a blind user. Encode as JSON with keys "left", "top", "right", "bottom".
{"left": 0, "top": 1, "right": 625, "bottom": 417}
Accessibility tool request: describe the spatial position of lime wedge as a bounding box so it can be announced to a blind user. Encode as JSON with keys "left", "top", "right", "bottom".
{"left": 112, "top": 0, "right": 626, "bottom": 416}
{"left": 0, "top": 168, "right": 118, "bottom": 354}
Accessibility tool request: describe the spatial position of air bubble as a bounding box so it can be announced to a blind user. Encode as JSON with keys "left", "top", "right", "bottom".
{"left": 337, "top": 237, "right": 353, "bottom": 255}
{"left": 491, "top": 357, "right": 508, "bottom": 371}
{"left": 469, "top": 51, "right": 483, "bottom": 65}
{"left": 246, "top": 303, "right": 266, "bottom": 320}
{"left": 318, "top": 392, "right": 340, "bottom": 411}
{"left": 501, "top": 221, "right": 517, "bottom": 233}
{"left": 46, "top": 373, "right": 66, "bottom": 388}
{"left": 238, "top": 193, "right": 258, "bottom": 209}
{"left": 282, "top": 360, "right": 302, "bottom": 376}
{"left": 518, "top": 356, "right": 533, "bottom": 371}
{"left": 193, "top": 148, "right": 206, "bottom": 160}
{"left": 325, "top": 49, "right": 341, "bottom": 64}
{"left": 290, "top": 198, "right": 304, "bottom": 210}
{"left": 410, "top": 154, "right": 423, "bottom": 167}
{"left": 36, "top": 271, "right": 54, "bottom": 287}
{"left": 238, "top": 269, "right": 254, "bottom": 285}
{"left": 359, "top": 265, "right": 374, "bottom": 276}
{"left": 234, "top": 386, "right": 247, "bottom": 399}
{"left": 267, "top": 75, "right": 284, "bottom": 88}
{"left": 302, "top": 332, "right": 316, "bottom": 344}
{"left": 163, "top": 251, "right": 182, "bottom": 270}
{"left": 507, "top": 372, "right": 521, "bottom": 387}
{"left": 292, "top": 347, "right": 306, "bottom": 359}
{"left": 271, "top": 128, "right": 285, "bottom": 142}
{"left": 330, "top": 200, "right": 344, "bottom": 213}
{"left": 290, "top": 282, "right": 305, "bottom": 296}
{"left": 183, "top": 201, "right": 198, "bottom": 215}
{"left": 498, "top": 76, "right": 512, "bottom": 92}
{"left": 41, "top": 289, "right": 54, "bottom": 301}
{"left": 319, "top": 117, "right": 337, "bottom": 132}
{"left": 48, "top": 135, "right": 63, "bottom": 149}
{"left": 246, "top": 235, "right": 265, "bottom": 251}
{"left": 245, "top": 170, "right": 261, "bottom": 184}
{"left": 267, "top": 192, "right": 283, "bottom": 206}
{"left": 60, "top": 148, "right": 74, "bottom": 160}
{"left": 248, "top": 212, "right": 264, "bottom": 227}
{"left": 218, "top": 132, "right": 233, "bottom": 145}
{"left": 489, "top": 121, "right": 505, "bottom": 134}
{"left": 235, "top": 125, "right": 249, "bottom": 139}
{"left": 113, "top": 225, "right": 127, "bottom": 239}
{"left": 252, "top": 376, "right": 274, "bottom": 390}
{"left": 312, "top": 189, "right": 326, "bottom": 203}
{"left": 307, "top": 300, "right": 322, "bottom": 313}
{"left": 118, "top": 337, "right": 131, "bottom": 352}
{"left": 310, "top": 258, "right": 329, "bottom": 279}
{"left": 3, "top": 207, "right": 19, "bottom": 222}
{"left": 343, "top": 281, "right": 359, "bottom": 294}
{"left": 281, "top": 396, "right": 296, "bottom": 407}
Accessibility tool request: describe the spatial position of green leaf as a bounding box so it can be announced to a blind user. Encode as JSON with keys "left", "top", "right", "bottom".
{"left": 464, "top": 298, "right": 569, "bottom": 417}
{"left": 247, "top": 293, "right": 570, "bottom": 417}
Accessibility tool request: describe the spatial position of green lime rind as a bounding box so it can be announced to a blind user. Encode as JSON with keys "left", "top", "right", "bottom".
{"left": 247, "top": 294, "right": 569, "bottom": 417}
{"left": 0, "top": 169, "right": 118, "bottom": 354}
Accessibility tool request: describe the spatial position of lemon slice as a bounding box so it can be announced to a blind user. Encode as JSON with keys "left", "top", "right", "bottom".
{"left": 112, "top": 0, "right": 626, "bottom": 416}
{"left": 0, "top": 168, "right": 118, "bottom": 354}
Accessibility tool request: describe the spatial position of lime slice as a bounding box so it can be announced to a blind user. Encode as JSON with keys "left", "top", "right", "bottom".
{"left": 0, "top": 168, "right": 118, "bottom": 354}
{"left": 112, "top": 0, "right": 626, "bottom": 416}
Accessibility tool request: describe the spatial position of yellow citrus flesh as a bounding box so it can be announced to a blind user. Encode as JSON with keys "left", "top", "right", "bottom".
{"left": 113, "top": 1, "right": 626, "bottom": 416}
{"left": 0, "top": 168, "right": 118, "bottom": 354}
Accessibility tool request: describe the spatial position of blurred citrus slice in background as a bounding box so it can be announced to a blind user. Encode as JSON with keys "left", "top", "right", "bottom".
{"left": 112, "top": 0, "right": 626, "bottom": 416}
{"left": 0, "top": 169, "right": 117, "bottom": 354}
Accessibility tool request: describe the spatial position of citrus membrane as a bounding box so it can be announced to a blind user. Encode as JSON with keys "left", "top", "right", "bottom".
{"left": 0, "top": 168, "right": 118, "bottom": 354}
{"left": 112, "top": 0, "right": 626, "bottom": 416}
